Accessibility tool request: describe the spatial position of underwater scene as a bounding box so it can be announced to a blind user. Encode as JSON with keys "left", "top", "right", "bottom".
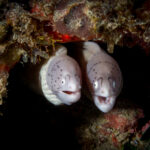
{"left": 0, "top": 0, "right": 150, "bottom": 150}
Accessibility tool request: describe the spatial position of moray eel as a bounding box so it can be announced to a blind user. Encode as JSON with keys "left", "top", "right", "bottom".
{"left": 40, "top": 45, "right": 82, "bottom": 105}
{"left": 82, "top": 41, "right": 123, "bottom": 113}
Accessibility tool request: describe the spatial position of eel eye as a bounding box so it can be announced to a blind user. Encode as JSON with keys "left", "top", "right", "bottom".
{"left": 93, "top": 81, "right": 98, "bottom": 89}
{"left": 61, "top": 78, "right": 65, "bottom": 85}
{"left": 108, "top": 77, "right": 116, "bottom": 89}
{"left": 113, "top": 81, "right": 116, "bottom": 88}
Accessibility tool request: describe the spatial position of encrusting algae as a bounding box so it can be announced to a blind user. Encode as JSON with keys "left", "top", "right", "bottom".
{"left": 76, "top": 99, "right": 146, "bottom": 150}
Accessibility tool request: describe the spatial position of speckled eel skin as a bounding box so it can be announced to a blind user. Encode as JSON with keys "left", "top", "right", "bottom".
{"left": 81, "top": 41, "right": 123, "bottom": 113}
{"left": 40, "top": 45, "right": 82, "bottom": 105}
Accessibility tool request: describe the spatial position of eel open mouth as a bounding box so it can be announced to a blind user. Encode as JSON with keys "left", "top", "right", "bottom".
{"left": 97, "top": 96, "right": 110, "bottom": 104}
{"left": 62, "top": 90, "right": 79, "bottom": 95}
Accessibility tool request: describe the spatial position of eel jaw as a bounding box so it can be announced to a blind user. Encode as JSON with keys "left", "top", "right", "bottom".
{"left": 62, "top": 90, "right": 79, "bottom": 95}
{"left": 56, "top": 90, "right": 81, "bottom": 105}
{"left": 94, "top": 95, "right": 116, "bottom": 113}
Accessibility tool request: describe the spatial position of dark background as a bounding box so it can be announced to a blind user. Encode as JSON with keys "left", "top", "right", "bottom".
{"left": 1, "top": 43, "right": 150, "bottom": 149}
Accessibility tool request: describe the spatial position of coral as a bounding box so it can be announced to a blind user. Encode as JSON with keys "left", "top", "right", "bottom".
{"left": 0, "top": 43, "right": 26, "bottom": 105}
{"left": 5, "top": 3, "right": 55, "bottom": 63}
{"left": 76, "top": 99, "right": 147, "bottom": 150}
{"left": 51, "top": 0, "right": 150, "bottom": 53}
{"left": 1, "top": 0, "right": 150, "bottom": 57}
{"left": 0, "top": 71, "right": 8, "bottom": 106}
{"left": 6, "top": 3, "right": 39, "bottom": 47}
{"left": 30, "top": 0, "right": 55, "bottom": 21}
{"left": 0, "top": 43, "right": 8, "bottom": 56}
{"left": 0, "top": 21, "right": 8, "bottom": 42}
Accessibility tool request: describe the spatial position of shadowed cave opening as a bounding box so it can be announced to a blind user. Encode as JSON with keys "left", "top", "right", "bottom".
{"left": 2, "top": 43, "right": 150, "bottom": 149}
